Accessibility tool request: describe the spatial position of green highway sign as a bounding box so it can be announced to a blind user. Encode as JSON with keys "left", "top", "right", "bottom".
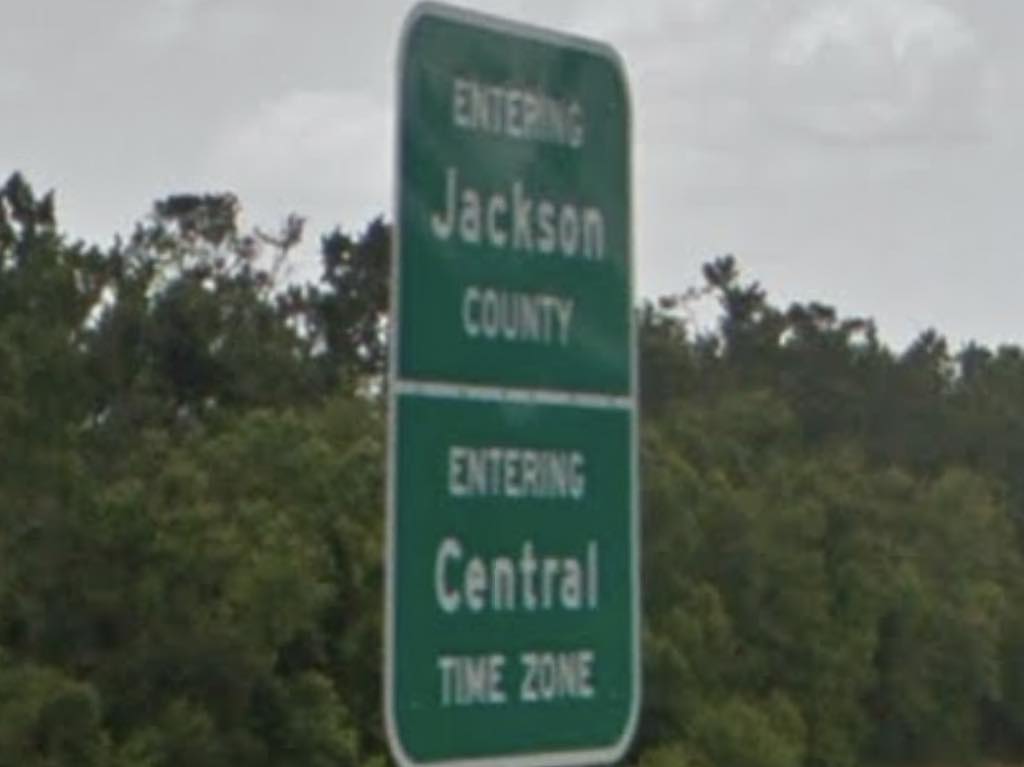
{"left": 386, "top": 4, "right": 638, "bottom": 766}
{"left": 394, "top": 2, "right": 632, "bottom": 395}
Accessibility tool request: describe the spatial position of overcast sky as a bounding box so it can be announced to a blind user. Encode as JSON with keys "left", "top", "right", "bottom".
{"left": 2, "top": 0, "right": 1022, "bottom": 350}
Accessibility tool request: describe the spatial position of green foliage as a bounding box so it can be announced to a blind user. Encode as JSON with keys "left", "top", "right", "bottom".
{"left": 634, "top": 742, "right": 699, "bottom": 767}
{"left": 307, "top": 219, "right": 391, "bottom": 386}
{"left": 691, "top": 695, "right": 806, "bottom": 767}
{"left": 0, "top": 173, "right": 389, "bottom": 765}
{"left": 0, "top": 661, "right": 110, "bottom": 767}
{"left": 6, "top": 170, "right": 1024, "bottom": 767}
{"left": 636, "top": 261, "right": 1024, "bottom": 767}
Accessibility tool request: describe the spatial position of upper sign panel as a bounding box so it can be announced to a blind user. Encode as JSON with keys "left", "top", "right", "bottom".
{"left": 396, "top": 5, "right": 632, "bottom": 395}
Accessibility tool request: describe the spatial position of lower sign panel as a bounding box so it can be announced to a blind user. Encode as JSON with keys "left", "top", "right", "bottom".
{"left": 387, "top": 393, "right": 638, "bottom": 766}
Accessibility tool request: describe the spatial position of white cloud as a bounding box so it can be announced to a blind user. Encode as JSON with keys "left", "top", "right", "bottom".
{"left": 205, "top": 88, "right": 390, "bottom": 255}
{"left": 136, "top": 0, "right": 209, "bottom": 45}
{"left": 771, "top": 0, "right": 985, "bottom": 142}
{"left": 0, "top": 69, "right": 30, "bottom": 99}
{"left": 776, "top": 0, "right": 973, "bottom": 65}
{"left": 565, "top": 0, "right": 988, "bottom": 149}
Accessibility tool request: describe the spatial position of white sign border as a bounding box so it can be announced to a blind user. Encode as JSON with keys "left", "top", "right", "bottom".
{"left": 385, "top": 4, "right": 640, "bottom": 766}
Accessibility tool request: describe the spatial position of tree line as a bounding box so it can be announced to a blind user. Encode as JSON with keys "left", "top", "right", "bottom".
{"left": 2, "top": 171, "right": 1024, "bottom": 766}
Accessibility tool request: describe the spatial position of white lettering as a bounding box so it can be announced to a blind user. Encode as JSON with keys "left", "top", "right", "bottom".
{"left": 459, "top": 188, "right": 481, "bottom": 244}
{"left": 461, "top": 286, "right": 481, "bottom": 339}
{"left": 431, "top": 167, "right": 457, "bottom": 239}
{"left": 431, "top": 168, "right": 605, "bottom": 261}
{"left": 487, "top": 195, "right": 508, "bottom": 247}
{"left": 512, "top": 182, "right": 533, "bottom": 252}
{"left": 559, "top": 205, "right": 579, "bottom": 257}
{"left": 435, "top": 537, "right": 462, "bottom": 613}
{"left": 451, "top": 78, "right": 585, "bottom": 149}
{"left": 439, "top": 654, "right": 507, "bottom": 705}
{"left": 452, "top": 78, "right": 472, "bottom": 129}
{"left": 537, "top": 200, "right": 556, "bottom": 254}
{"left": 459, "top": 286, "right": 574, "bottom": 348}
{"left": 447, "top": 445, "right": 586, "bottom": 499}
{"left": 433, "top": 537, "right": 599, "bottom": 615}
{"left": 465, "top": 557, "right": 487, "bottom": 611}
{"left": 519, "top": 650, "right": 595, "bottom": 703}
